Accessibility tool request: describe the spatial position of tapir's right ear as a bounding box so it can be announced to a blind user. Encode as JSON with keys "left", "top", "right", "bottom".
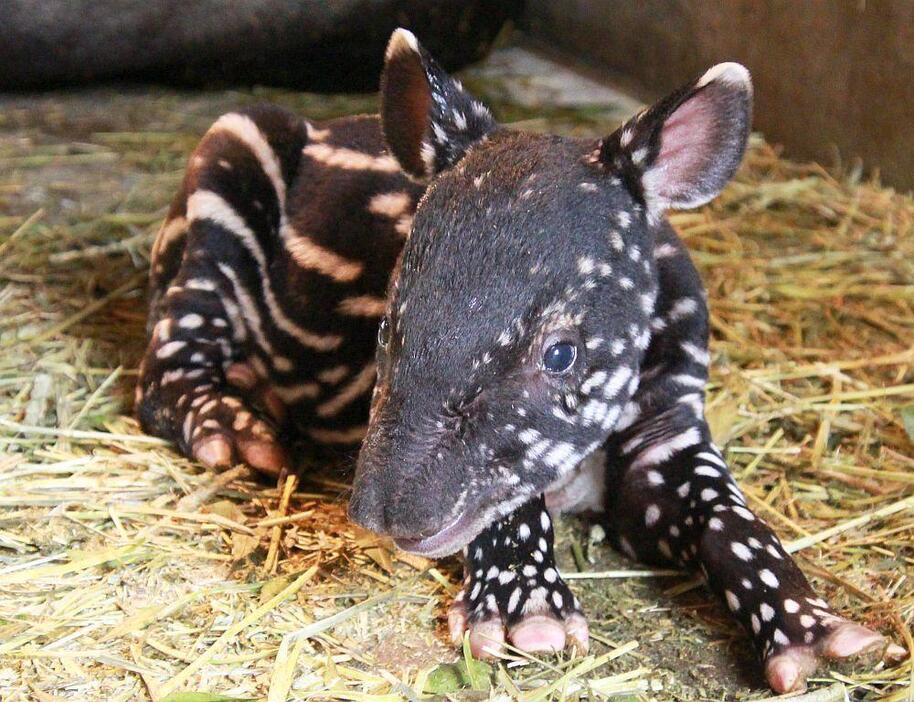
{"left": 381, "top": 28, "right": 497, "bottom": 181}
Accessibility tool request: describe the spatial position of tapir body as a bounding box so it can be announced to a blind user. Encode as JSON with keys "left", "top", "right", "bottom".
{"left": 137, "top": 29, "right": 903, "bottom": 693}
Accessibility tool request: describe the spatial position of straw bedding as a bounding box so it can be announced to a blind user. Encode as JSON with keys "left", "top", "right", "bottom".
{"left": 0, "top": 69, "right": 912, "bottom": 701}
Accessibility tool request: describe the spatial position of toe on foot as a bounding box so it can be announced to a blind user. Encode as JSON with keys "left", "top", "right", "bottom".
{"left": 822, "top": 622, "right": 885, "bottom": 660}
{"left": 765, "top": 649, "right": 817, "bottom": 694}
{"left": 885, "top": 643, "right": 909, "bottom": 665}
{"left": 765, "top": 621, "right": 907, "bottom": 694}
{"left": 238, "top": 438, "right": 287, "bottom": 475}
{"left": 509, "top": 614, "right": 566, "bottom": 653}
{"left": 564, "top": 611, "right": 590, "bottom": 654}
{"left": 194, "top": 435, "right": 233, "bottom": 468}
{"left": 468, "top": 619, "right": 506, "bottom": 659}
{"left": 447, "top": 597, "right": 468, "bottom": 645}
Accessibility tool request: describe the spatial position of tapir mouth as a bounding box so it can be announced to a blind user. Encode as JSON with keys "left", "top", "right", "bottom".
{"left": 393, "top": 485, "right": 527, "bottom": 558}
{"left": 393, "top": 507, "right": 478, "bottom": 557}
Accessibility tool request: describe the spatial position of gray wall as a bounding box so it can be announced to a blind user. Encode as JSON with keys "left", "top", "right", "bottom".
{"left": 524, "top": 0, "right": 914, "bottom": 190}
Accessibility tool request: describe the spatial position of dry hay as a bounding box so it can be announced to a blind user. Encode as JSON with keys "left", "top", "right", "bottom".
{"left": 0, "top": 63, "right": 912, "bottom": 702}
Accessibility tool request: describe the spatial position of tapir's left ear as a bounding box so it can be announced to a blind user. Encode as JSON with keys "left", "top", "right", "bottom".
{"left": 381, "top": 28, "right": 497, "bottom": 181}
{"left": 597, "top": 63, "right": 752, "bottom": 216}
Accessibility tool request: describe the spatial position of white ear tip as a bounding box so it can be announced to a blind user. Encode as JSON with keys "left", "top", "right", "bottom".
{"left": 386, "top": 28, "right": 420, "bottom": 61}
{"left": 697, "top": 62, "right": 752, "bottom": 92}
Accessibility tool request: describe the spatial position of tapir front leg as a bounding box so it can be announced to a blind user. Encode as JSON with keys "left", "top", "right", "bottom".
{"left": 137, "top": 104, "right": 315, "bottom": 475}
{"left": 605, "top": 405, "right": 904, "bottom": 692}
{"left": 447, "top": 494, "right": 588, "bottom": 657}
{"left": 137, "top": 259, "right": 290, "bottom": 474}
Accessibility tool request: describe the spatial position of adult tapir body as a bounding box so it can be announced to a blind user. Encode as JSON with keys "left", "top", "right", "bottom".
{"left": 137, "top": 29, "right": 903, "bottom": 693}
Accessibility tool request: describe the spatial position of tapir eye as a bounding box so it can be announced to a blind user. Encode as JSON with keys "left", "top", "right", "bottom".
{"left": 377, "top": 317, "right": 391, "bottom": 348}
{"left": 543, "top": 341, "right": 577, "bottom": 374}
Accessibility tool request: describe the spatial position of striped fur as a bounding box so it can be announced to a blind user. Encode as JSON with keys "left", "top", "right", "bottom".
{"left": 139, "top": 105, "right": 422, "bottom": 462}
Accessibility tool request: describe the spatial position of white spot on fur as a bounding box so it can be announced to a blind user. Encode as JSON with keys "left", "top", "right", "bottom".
{"left": 602, "top": 366, "right": 633, "bottom": 399}
{"left": 156, "top": 340, "right": 186, "bottom": 359}
{"left": 681, "top": 341, "right": 710, "bottom": 366}
{"left": 700, "top": 488, "right": 719, "bottom": 502}
{"left": 507, "top": 587, "right": 522, "bottom": 613}
{"left": 731, "top": 541, "right": 753, "bottom": 561}
{"left": 647, "top": 470, "right": 664, "bottom": 486}
{"left": 759, "top": 569, "right": 779, "bottom": 588}
{"left": 629, "top": 427, "right": 702, "bottom": 469}
{"left": 645, "top": 504, "right": 661, "bottom": 526}
{"left": 654, "top": 242, "right": 678, "bottom": 258}
{"left": 177, "top": 313, "right": 204, "bottom": 330}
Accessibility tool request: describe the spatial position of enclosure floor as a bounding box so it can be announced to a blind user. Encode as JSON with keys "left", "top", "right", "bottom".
{"left": 0, "top": 44, "right": 912, "bottom": 701}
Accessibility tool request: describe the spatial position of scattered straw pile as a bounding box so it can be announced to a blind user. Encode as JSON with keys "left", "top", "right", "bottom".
{"left": 0, "top": 63, "right": 912, "bottom": 701}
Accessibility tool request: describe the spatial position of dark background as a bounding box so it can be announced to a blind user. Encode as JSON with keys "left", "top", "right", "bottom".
{"left": 3, "top": 0, "right": 912, "bottom": 188}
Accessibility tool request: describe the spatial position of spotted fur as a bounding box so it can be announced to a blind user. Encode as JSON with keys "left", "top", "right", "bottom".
{"left": 460, "top": 496, "right": 580, "bottom": 623}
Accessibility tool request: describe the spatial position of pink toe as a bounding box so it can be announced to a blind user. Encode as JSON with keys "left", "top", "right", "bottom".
{"left": 765, "top": 654, "right": 806, "bottom": 694}
{"left": 447, "top": 604, "right": 467, "bottom": 645}
{"left": 564, "top": 612, "right": 590, "bottom": 654}
{"left": 195, "top": 435, "right": 232, "bottom": 468}
{"left": 509, "top": 615, "right": 566, "bottom": 653}
{"left": 469, "top": 619, "right": 505, "bottom": 659}
{"left": 823, "top": 623, "right": 884, "bottom": 659}
{"left": 886, "top": 643, "right": 909, "bottom": 664}
{"left": 239, "top": 439, "right": 286, "bottom": 475}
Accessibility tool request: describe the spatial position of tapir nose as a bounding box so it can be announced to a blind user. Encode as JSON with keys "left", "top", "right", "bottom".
{"left": 348, "top": 470, "right": 448, "bottom": 539}
{"left": 347, "top": 475, "right": 385, "bottom": 533}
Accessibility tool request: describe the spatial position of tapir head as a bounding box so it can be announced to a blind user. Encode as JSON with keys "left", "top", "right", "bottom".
{"left": 348, "top": 29, "right": 751, "bottom": 556}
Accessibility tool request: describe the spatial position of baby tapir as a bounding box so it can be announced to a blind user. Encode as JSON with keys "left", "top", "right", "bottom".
{"left": 137, "top": 29, "right": 904, "bottom": 693}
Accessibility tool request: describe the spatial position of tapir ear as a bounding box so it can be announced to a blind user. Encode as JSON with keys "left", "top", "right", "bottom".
{"left": 597, "top": 63, "right": 752, "bottom": 216}
{"left": 381, "top": 28, "right": 497, "bottom": 181}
